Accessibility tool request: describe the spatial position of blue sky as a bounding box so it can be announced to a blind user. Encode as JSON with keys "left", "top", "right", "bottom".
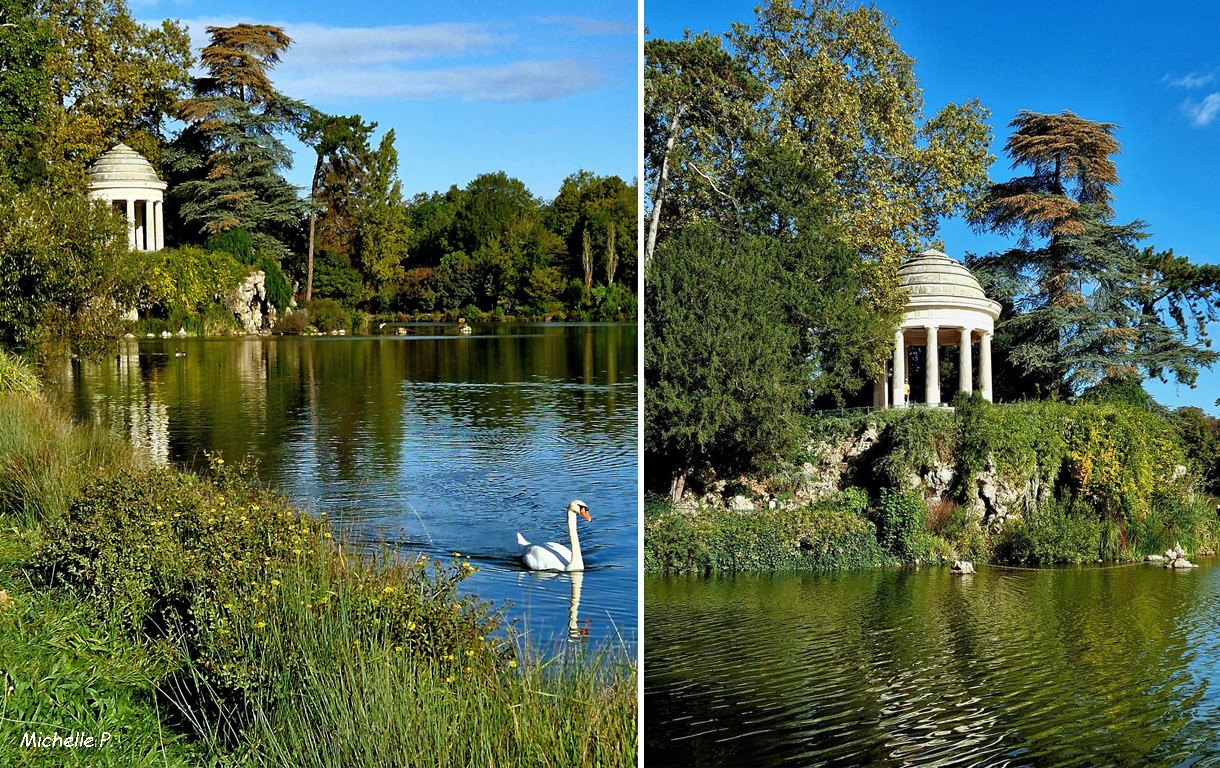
{"left": 647, "top": 0, "right": 1220, "bottom": 414}
{"left": 135, "top": 0, "right": 637, "bottom": 203}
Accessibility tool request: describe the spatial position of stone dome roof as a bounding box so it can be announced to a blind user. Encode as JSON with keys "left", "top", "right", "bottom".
{"left": 87, "top": 143, "right": 166, "bottom": 189}
{"left": 899, "top": 248, "right": 995, "bottom": 306}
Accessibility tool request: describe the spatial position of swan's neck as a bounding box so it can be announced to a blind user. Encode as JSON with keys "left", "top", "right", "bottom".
{"left": 567, "top": 510, "right": 583, "bottom": 571}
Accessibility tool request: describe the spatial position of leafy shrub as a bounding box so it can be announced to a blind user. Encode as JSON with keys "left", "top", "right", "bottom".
{"left": 312, "top": 249, "right": 364, "bottom": 308}
{"left": 126, "top": 246, "right": 247, "bottom": 322}
{"left": 644, "top": 492, "right": 885, "bottom": 573}
{"left": 994, "top": 498, "right": 1103, "bottom": 564}
{"left": 876, "top": 407, "right": 958, "bottom": 487}
{"left": 260, "top": 257, "right": 291, "bottom": 311}
{"left": 205, "top": 228, "right": 254, "bottom": 264}
{"left": 272, "top": 310, "right": 309, "bottom": 335}
{"left": 590, "top": 282, "right": 637, "bottom": 320}
{"left": 1078, "top": 377, "right": 1165, "bottom": 414}
{"left": 33, "top": 460, "right": 501, "bottom": 721}
{"left": 877, "top": 488, "right": 927, "bottom": 562}
{"left": 306, "top": 298, "right": 351, "bottom": 333}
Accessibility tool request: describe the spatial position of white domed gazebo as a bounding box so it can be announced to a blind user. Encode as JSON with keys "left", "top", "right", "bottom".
{"left": 873, "top": 248, "right": 1002, "bottom": 408}
{"left": 87, "top": 143, "right": 166, "bottom": 252}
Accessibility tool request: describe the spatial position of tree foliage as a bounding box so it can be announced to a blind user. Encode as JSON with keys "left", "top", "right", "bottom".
{"left": 644, "top": 1, "right": 993, "bottom": 296}
{"left": 38, "top": 0, "right": 191, "bottom": 190}
{"left": 643, "top": 33, "right": 762, "bottom": 269}
{"left": 299, "top": 111, "right": 375, "bottom": 301}
{"left": 354, "top": 129, "right": 410, "bottom": 305}
{"left": 0, "top": 184, "right": 127, "bottom": 350}
{"left": 0, "top": 0, "right": 52, "bottom": 185}
{"left": 971, "top": 110, "right": 1220, "bottom": 396}
{"left": 171, "top": 24, "right": 306, "bottom": 243}
{"left": 645, "top": 224, "right": 805, "bottom": 500}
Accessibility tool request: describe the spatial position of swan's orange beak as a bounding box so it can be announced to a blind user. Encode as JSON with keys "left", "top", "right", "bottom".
{"left": 580, "top": 507, "right": 591, "bottom": 521}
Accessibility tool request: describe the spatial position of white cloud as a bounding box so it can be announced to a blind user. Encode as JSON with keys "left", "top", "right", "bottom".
{"left": 1163, "top": 71, "right": 1216, "bottom": 89}
{"left": 277, "top": 59, "right": 603, "bottom": 102}
{"left": 1182, "top": 93, "right": 1220, "bottom": 126}
{"left": 176, "top": 18, "right": 610, "bottom": 103}
{"left": 534, "top": 15, "right": 634, "bottom": 36}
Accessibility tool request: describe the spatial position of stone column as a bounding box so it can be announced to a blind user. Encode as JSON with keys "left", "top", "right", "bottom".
{"left": 980, "top": 331, "right": 994, "bottom": 402}
{"left": 147, "top": 200, "right": 157, "bottom": 250}
{"left": 892, "top": 328, "right": 905, "bottom": 408}
{"left": 925, "top": 325, "right": 940, "bottom": 406}
{"left": 154, "top": 200, "right": 165, "bottom": 251}
{"left": 134, "top": 199, "right": 146, "bottom": 250}
{"left": 873, "top": 375, "right": 887, "bottom": 409}
{"left": 958, "top": 327, "right": 973, "bottom": 395}
{"left": 125, "top": 199, "right": 136, "bottom": 250}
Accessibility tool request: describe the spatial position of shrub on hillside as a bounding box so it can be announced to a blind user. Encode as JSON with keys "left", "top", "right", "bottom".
{"left": 644, "top": 492, "right": 886, "bottom": 573}
{"left": 994, "top": 497, "right": 1103, "bottom": 564}
{"left": 306, "top": 298, "right": 351, "bottom": 333}
{"left": 877, "top": 488, "right": 928, "bottom": 562}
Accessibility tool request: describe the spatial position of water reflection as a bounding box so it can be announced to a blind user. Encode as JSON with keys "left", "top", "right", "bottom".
{"left": 49, "top": 325, "right": 638, "bottom": 649}
{"left": 646, "top": 563, "right": 1220, "bottom": 766}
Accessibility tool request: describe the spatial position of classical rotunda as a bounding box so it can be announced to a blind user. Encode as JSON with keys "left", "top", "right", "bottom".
{"left": 86, "top": 143, "right": 166, "bottom": 252}
{"left": 873, "top": 248, "right": 1002, "bottom": 408}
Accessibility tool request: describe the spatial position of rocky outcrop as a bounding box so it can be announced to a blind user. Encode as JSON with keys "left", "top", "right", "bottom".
{"left": 226, "top": 270, "right": 274, "bottom": 334}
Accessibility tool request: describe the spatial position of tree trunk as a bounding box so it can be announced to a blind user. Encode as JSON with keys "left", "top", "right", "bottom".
{"left": 668, "top": 466, "right": 687, "bottom": 504}
{"left": 644, "top": 110, "right": 681, "bottom": 275}
{"left": 605, "top": 223, "right": 617, "bottom": 286}
{"left": 581, "top": 225, "right": 593, "bottom": 299}
{"left": 305, "top": 159, "right": 322, "bottom": 303}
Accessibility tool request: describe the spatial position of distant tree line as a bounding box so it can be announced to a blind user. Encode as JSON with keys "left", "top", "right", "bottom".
{"left": 0, "top": 0, "right": 636, "bottom": 357}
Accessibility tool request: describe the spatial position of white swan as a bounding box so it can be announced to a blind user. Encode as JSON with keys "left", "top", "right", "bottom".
{"left": 517, "top": 500, "right": 590, "bottom": 571}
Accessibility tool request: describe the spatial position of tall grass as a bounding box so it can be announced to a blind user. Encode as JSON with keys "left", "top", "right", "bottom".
{"left": 0, "top": 394, "right": 136, "bottom": 527}
{"left": 0, "top": 350, "right": 39, "bottom": 395}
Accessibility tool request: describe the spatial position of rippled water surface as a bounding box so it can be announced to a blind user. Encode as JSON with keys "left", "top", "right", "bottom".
{"left": 646, "top": 564, "right": 1220, "bottom": 766}
{"left": 48, "top": 324, "right": 637, "bottom": 650}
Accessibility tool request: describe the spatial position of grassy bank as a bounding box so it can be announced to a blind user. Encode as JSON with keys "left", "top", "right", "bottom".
{"left": 0, "top": 382, "right": 635, "bottom": 766}
{"left": 646, "top": 399, "right": 1220, "bottom": 573}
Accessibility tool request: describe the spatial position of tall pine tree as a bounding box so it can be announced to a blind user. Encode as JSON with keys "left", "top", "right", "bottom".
{"left": 170, "top": 24, "right": 307, "bottom": 245}
{"left": 971, "top": 110, "right": 1220, "bottom": 397}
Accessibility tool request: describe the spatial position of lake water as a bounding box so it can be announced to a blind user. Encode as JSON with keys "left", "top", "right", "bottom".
{"left": 646, "top": 562, "right": 1220, "bottom": 766}
{"left": 47, "top": 324, "right": 638, "bottom": 652}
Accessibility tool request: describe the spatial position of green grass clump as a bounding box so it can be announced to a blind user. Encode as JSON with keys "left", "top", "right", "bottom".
{"left": 644, "top": 491, "right": 886, "bottom": 573}
{"left": 0, "top": 350, "right": 39, "bottom": 396}
{"left": 0, "top": 394, "right": 135, "bottom": 528}
{"left": 0, "top": 530, "right": 204, "bottom": 767}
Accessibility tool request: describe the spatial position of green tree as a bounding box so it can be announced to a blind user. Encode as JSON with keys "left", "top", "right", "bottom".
{"left": 39, "top": 0, "right": 191, "bottom": 190}
{"left": 971, "top": 110, "right": 1220, "bottom": 396}
{"left": 0, "top": 0, "right": 52, "bottom": 185}
{"left": 645, "top": 224, "right": 804, "bottom": 501}
{"left": 737, "top": 143, "right": 899, "bottom": 402}
{"left": 643, "top": 33, "right": 761, "bottom": 270}
{"left": 299, "top": 111, "right": 375, "bottom": 301}
{"left": 547, "top": 171, "right": 637, "bottom": 291}
{"left": 0, "top": 185, "right": 127, "bottom": 350}
{"left": 171, "top": 24, "right": 306, "bottom": 244}
{"left": 729, "top": 0, "right": 992, "bottom": 302}
{"left": 354, "top": 129, "right": 410, "bottom": 307}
